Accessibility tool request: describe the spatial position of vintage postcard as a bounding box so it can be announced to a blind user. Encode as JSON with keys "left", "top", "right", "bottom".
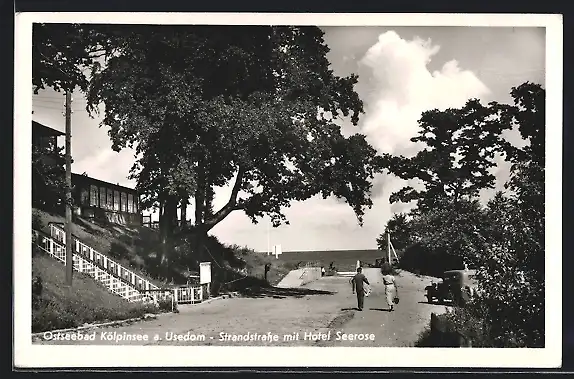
{"left": 14, "top": 12, "right": 562, "bottom": 368}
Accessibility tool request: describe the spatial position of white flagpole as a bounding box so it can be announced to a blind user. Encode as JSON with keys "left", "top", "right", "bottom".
{"left": 387, "top": 232, "right": 391, "bottom": 264}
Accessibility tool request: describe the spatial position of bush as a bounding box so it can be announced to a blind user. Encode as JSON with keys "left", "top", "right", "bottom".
{"left": 441, "top": 307, "right": 493, "bottom": 347}
{"left": 32, "top": 293, "right": 159, "bottom": 332}
{"left": 32, "top": 210, "right": 44, "bottom": 230}
{"left": 415, "top": 312, "right": 474, "bottom": 347}
{"left": 156, "top": 298, "right": 175, "bottom": 313}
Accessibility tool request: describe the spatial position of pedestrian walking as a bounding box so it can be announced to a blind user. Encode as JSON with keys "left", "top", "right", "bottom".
{"left": 381, "top": 263, "right": 398, "bottom": 311}
{"left": 350, "top": 267, "right": 370, "bottom": 311}
{"left": 321, "top": 266, "right": 325, "bottom": 277}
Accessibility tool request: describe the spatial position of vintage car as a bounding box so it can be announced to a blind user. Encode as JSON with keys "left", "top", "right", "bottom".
{"left": 425, "top": 269, "right": 478, "bottom": 306}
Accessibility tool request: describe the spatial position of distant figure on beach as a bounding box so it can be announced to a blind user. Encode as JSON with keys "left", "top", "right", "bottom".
{"left": 321, "top": 266, "right": 325, "bottom": 277}
{"left": 350, "top": 267, "right": 370, "bottom": 311}
{"left": 264, "top": 263, "right": 271, "bottom": 282}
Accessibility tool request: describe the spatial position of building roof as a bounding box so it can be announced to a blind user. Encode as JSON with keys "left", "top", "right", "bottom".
{"left": 32, "top": 121, "right": 65, "bottom": 137}
{"left": 71, "top": 172, "right": 138, "bottom": 193}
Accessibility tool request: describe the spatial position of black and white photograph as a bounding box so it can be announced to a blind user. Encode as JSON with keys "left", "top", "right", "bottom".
{"left": 14, "top": 12, "right": 562, "bottom": 368}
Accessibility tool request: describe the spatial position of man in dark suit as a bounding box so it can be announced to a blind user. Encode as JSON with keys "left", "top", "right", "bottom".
{"left": 350, "top": 267, "right": 370, "bottom": 311}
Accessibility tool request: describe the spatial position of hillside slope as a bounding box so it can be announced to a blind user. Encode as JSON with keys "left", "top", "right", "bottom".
{"left": 32, "top": 252, "right": 161, "bottom": 333}
{"left": 32, "top": 208, "right": 295, "bottom": 293}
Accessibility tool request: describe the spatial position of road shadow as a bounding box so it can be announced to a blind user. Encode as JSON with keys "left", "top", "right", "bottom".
{"left": 418, "top": 300, "right": 453, "bottom": 306}
{"left": 340, "top": 307, "right": 359, "bottom": 311}
{"left": 369, "top": 307, "right": 391, "bottom": 312}
{"left": 238, "top": 285, "right": 335, "bottom": 299}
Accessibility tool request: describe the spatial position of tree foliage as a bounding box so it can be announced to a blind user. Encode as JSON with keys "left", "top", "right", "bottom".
{"left": 86, "top": 25, "right": 383, "bottom": 269}
{"left": 380, "top": 98, "right": 511, "bottom": 209}
{"left": 32, "top": 23, "right": 115, "bottom": 93}
{"left": 376, "top": 212, "right": 413, "bottom": 252}
{"left": 32, "top": 142, "right": 66, "bottom": 212}
{"left": 378, "top": 82, "right": 545, "bottom": 347}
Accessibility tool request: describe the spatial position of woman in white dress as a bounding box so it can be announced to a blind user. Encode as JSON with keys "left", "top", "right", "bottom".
{"left": 381, "top": 264, "right": 398, "bottom": 311}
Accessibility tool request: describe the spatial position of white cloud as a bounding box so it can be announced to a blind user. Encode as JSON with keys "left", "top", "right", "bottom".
{"left": 358, "top": 31, "right": 490, "bottom": 157}
{"left": 73, "top": 148, "right": 137, "bottom": 188}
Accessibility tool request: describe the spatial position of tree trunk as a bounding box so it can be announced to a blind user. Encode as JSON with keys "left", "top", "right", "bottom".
{"left": 180, "top": 197, "right": 188, "bottom": 227}
{"left": 159, "top": 195, "right": 178, "bottom": 280}
{"left": 194, "top": 186, "right": 206, "bottom": 263}
{"left": 192, "top": 166, "right": 245, "bottom": 267}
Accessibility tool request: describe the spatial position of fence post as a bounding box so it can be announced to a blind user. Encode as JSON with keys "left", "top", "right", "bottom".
{"left": 171, "top": 291, "right": 175, "bottom": 312}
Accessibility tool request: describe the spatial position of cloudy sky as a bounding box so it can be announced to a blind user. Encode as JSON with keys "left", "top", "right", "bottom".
{"left": 31, "top": 26, "right": 545, "bottom": 252}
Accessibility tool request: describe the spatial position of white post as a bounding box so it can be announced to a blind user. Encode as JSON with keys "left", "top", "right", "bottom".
{"left": 390, "top": 240, "right": 399, "bottom": 261}
{"left": 387, "top": 232, "right": 391, "bottom": 264}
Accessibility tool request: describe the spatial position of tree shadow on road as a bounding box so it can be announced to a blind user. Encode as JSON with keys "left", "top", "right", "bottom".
{"left": 237, "top": 285, "right": 335, "bottom": 299}
{"left": 418, "top": 301, "right": 452, "bottom": 306}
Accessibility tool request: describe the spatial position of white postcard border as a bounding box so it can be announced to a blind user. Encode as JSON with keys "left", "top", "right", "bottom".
{"left": 14, "top": 12, "right": 563, "bottom": 368}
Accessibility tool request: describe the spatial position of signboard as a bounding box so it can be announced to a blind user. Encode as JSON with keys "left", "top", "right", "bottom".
{"left": 273, "top": 244, "right": 282, "bottom": 259}
{"left": 199, "top": 262, "right": 211, "bottom": 284}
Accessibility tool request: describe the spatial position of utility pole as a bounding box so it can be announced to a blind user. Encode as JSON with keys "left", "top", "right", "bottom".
{"left": 65, "top": 90, "right": 73, "bottom": 286}
{"left": 267, "top": 218, "right": 270, "bottom": 256}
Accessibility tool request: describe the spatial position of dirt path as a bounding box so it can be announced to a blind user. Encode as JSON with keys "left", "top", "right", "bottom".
{"left": 319, "top": 270, "right": 450, "bottom": 347}
{"left": 34, "top": 271, "right": 449, "bottom": 347}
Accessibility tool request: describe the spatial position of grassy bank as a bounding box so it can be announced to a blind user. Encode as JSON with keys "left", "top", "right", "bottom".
{"left": 32, "top": 252, "right": 166, "bottom": 333}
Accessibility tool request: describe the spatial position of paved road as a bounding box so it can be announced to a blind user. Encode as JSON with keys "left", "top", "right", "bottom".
{"left": 34, "top": 270, "right": 449, "bottom": 347}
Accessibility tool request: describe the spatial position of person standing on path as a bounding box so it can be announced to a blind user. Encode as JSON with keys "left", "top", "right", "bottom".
{"left": 381, "top": 263, "right": 398, "bottom": 311}
{"left": 264, "top": 263, "right": 271, "bottom": 283}
{"left": 350, "top": 267, "right": 370, "bottom": 311}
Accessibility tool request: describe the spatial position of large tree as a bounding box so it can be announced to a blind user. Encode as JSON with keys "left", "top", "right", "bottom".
{"left": 391, "top": 82, "right": 546, "bottom": 347}
{"left": 87, "top": 25, "right": 383, "bottom": 271}
{"left": 380, "top": 98, "right": 511, "bottom": 210}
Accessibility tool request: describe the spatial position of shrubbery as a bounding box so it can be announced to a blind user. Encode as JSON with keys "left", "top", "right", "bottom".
{"left": 33, "top": 293, "right": 159, "bottom": 332}
{"left": 380, "top": 82, "right": 545, "bottom": 348}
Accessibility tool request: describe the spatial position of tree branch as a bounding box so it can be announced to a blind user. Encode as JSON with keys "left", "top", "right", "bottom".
{"left": 203, "top": 165, "right": 245, "bottom": 231}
